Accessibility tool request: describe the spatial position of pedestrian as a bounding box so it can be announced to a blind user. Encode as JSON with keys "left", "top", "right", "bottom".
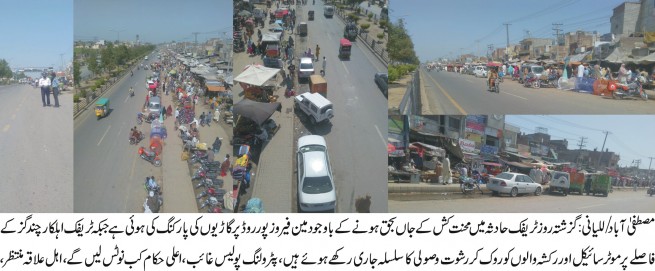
{"left": 441, "top": 156, "right": 451, "bottom": 185}
{"left": 321, "top": 56, "right": 326, "bottom": 75}
{"left": 207, "top": 147, "right": 214, "bottom": 162}
{"left": 315, "top": 44, "right": 320, "bottom": 61}
{"left": 200, "top": 112, "right": 206, "bottom": 124}
{"left": 145, "top": 94, "right": 150, "bottom": 109}
{"left": 459, "top": 165, "right": 468, "bottom": 180}
{"left": 38, "top": 73, "right": 51, "bottom": 107}
{"left": 50, "top": 74, "right": 60, "bottom": 107}
{"left": 221, "top": 154, "right": 231, "bottom": 177}
{"left": 206, "top": 111, "right": 212, "bottom": 126}
{"left": 212, "top": 137, "right": 222, "bottom": 154}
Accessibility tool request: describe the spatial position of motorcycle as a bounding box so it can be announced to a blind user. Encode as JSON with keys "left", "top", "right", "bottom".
{"left": 460, "top": 176, "right": 483, "bottom": 195}
{"left": 513, "top": 72, "right": 520, "bottom": 82}
{"left": 143, "top": 191, "right": 163, "bottom": 213}
{"left": 539, "top": 73, "right": 558, "bottom": 88}
{"left": 612, "top": 76, "right": 648, "bottom": 100}
{"left": 137, "top": 113, "right": 143, "bottom": 125}
{"left": 523, "top": 74, "right": 540, "bottom": 89}
{"left": 487, "top": 78, "right": 500, "bottom": 93}
{"left": 129, "top": 131, "right": 144, "bottom": 145}
{"left": 144, "top": 177, "right": 162, "bottom": 195}
{"left": 648, "top": 185, "right": 654, "bottom": 196}
{"left": 199, "top": 196, "right": 223, "bottom": 213}
{"left": 138, "top": 147, "right": 162, "bottom": 167}
{"left": 195, "top": 178, "right": 223, "bottom": 189}
{"left": 196, "top": 187, "right": 226, "bottom": 200}
{"left": 129, "top": 89, "right": 135, "bottom": 97}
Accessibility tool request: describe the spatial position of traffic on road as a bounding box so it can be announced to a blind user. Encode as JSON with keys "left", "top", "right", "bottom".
{"left": 233, "top": 0, "right": 387, "bottom": 213}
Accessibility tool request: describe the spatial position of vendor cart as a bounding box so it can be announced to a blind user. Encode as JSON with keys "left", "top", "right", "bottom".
{"left": 309, "top": 75, "right": 327, "bottom": 97}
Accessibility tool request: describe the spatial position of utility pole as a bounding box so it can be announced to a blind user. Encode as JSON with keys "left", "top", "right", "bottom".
{"left": 575, "top": 136, "right": 587, "bottom": 167}
{"left": 504, "top": 23, "right": 511, "bottom": 61}
{"left": 597, "top": 131, "right": 611, "bottom": 169}
{"left": 553, "top": 23, "right": 563, "bottom": 61}
{"left": 475, "top": 39, "right": 480, "bottom": 59}
{"left": 59, "top": 53, "right": 64, "bottom": 72}
{"left": 487, "top": 44, "right": 494, "bottom": 60}
{"left": 647, "top": 157, "right": 654, "bottom": 183}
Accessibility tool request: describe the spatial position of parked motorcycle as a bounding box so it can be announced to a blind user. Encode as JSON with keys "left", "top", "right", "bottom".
{"left": 129, "top": 131, "right": 145, "bottom": 145}
{"left": 144, "top": 177, "right": 162, "bottom": 195}
{"left": 199, "top": 196, "right": 223, "bottom": 212}
{"left": 138, "top": 147, "right": 162, "bottom": 167}
{"left": 195, "top": 178, "right": 224, "bottom": 189}
{"left": 612, "top": 76, "right": 648, "bottom": 100}
{"left": 523, "top": 74, "right": 540, "bottom": 89}
{"left": 539, "top": 73, "right": 558, "bottom": 88}
{"left": 460, "top": 177, "right": 483, "bottom": 195}
{"left": 196, "top": 186, "right": 226, "bottom": 200}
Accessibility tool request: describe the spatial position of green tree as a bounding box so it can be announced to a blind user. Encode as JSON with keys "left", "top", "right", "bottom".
{"left": 0, "top": 59, "right": 12, "bottom": 79}
{"left": 73, "top": 60, "right": 81, "bottom": 86}
{"left": 101, "top": 44, "right": 115, "bottom": 72}
{"left": 388, "top": 19, "right": 419, "bottom": 65}
{"left": 88, "top": 50, "right": 100, "bottom": 76}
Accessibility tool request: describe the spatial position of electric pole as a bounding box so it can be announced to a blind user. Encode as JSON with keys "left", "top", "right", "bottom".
{"left": 504, "top": 23, "right": 511, "bottom": 61}
{"left": 596, "top": 131, "right": 611, "bottom": 169}
{"left": 487, "top": 44, "right": 494, "bottom": 60}
{"left": 553, "top": 23, "right": 563, "bottom": 61}
{"left": 647, "top": 157, "right": 654, "bottom": 183}
{"left": 475, "top": 39, "right": 480, "bottom": 59}
{"left": 575, "top": 136, "right": 587, "bottom": 167}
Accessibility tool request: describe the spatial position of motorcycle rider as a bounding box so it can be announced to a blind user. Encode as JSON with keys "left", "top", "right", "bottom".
{"left": 487, "top": 67, "right": 498, "bottom": 90}
{"left": 129, "top": 86, "right": 134, "bottom": 96}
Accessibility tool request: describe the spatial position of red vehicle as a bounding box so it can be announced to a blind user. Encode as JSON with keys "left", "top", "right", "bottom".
{"left": 339, "top": 38, "right": 352, "bottom": 59}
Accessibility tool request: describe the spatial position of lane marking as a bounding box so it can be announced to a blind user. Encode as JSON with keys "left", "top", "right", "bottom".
{"left": 425, "top": 72, "right": 467, "bottom": 114}
{"left": 97, "top": 125, "right": 111, "bottom": 146}
{"left": 577, "top": 203, "right": 606, "bottom": 210}
{"left": 129, "top": 153, "right": 137, "bottom": 178}
{"left": 374, "top": 125, "right": 386, "bottom": 147}
{"left": 2, "top": 124, "right": 9, "bottom": 132}
{"left": 340, "top": 61, "right": 349, "bottom": 75}
{"left": 502, "top": 91, "right": 528, "bottom": 100}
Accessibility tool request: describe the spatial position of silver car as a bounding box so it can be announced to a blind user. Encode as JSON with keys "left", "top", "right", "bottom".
{"left": 486, "top": 172, "right": 542, "bottom": 197}
{"left": 298, "top": 57, "right": 314, "bottom": 79}
{"left": 296, "top": 135, "right": 336, "bottom": 212}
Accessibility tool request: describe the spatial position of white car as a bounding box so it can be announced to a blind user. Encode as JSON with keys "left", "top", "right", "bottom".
{"left": 486, "top": 172, "right": 542, "bottom": 197}
{"left": 298, "top": 57, "right": 314, "bottom": 79}
{"left": 473, "top": 66, "right": 488, "bottom": 77}
{"left": 296, "top": 135, "right": 336, "bottom": 212}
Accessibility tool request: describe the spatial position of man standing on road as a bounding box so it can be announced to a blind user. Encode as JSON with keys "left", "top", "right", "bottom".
{"left": 50, "top": 73, "right": 60, "bottom": 108}
{"left": 38, "top": 73, "right": 51, "bottom": 107}
{"left": 315, "top": 44, "right": 320, "bottom": 62}
{"left": 321, "top": 56, "right": 326, "bottom": 75}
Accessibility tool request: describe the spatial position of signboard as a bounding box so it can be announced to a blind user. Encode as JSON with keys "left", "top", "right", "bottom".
{"left": 518, "top": 144, "right": 530, "bottom": 157}
{"left": 465, "top": 121, "right": 485, "bottom": 134}
{"left": 459, "top": 138, "right": 477, "bottom": 153}
{"left": 485, "top": 127, "right": 498, "bottom": 137}
{"left": 466, "top": 115, "right": 487, "bottom": 124}
{"left": 465, "top": 132, "right": 483, "bottom": 143}
{"left": 480, "top": 145, "right": 498, "bottom": 155}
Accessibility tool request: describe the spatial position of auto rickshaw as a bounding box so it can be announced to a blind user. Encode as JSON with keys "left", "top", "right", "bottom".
{"left": 584, "top": 173, "right": 611, "bottom": 197}
{"left": 95, "top": 97, "right": 109, "bottom": 120}
{"left": 308, "top": 10, "right": 314, "bottom": 21}
{"left": 298, "top": 22, "right": 308, "bottom": 37}
{"left": 338, "top": 38, "right": 352, "bottom": 59}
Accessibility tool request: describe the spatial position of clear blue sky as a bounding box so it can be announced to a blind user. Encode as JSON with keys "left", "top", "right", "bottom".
{"left": 505, "top": 115, "right": 655, "bottom": 170}
{"left": 0, "top": 0, "right": 73, "bottom": 70}
{"left": 74, "top": 0, "right": 232, "bottom": 44}
{"left": 392, "top": 0, "right": 626, "bottom": 62}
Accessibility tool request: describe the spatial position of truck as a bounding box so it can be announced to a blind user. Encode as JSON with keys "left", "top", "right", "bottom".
{"left": 344, "top": 22, "right": 358, "bottom": 41}
{"left": 324, "top": 5, "right": 334, "bottom": 18}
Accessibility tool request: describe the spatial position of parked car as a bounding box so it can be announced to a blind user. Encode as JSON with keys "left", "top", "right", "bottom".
{"left": 473, "top": 66, "right": 488, "bottom": 78}
{"left": 294, "top": 92, "right": 334, "bottom": 125}
{"left": 548, "top": 171, "right": 570, "bottom": 196}
{"left": 296, "top": 135, "right": 336, "bottom": 212}
{"left": 298, "top": 57, "right": 314, "bottom": 79}
{"left": 486, "top": 172, "right": 542, "bottom": 197}
{"left": 374, "top": 72, "right": 388, "bottom": 97}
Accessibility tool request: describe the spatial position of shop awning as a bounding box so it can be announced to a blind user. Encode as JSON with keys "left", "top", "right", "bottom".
{"left": 262, "top": 32, "right": 282, "bottom": 42}
{"left": 482, "top": 162, "right": 502, "bottom": 167}
{"left": 234, "top": 65, "right": 280, "bottom": 86}
{"left": 233, "top": 99, "right": 281, "bottom": 126}
{"left": 206, "top": 85, "right": 227, "bottom": 92}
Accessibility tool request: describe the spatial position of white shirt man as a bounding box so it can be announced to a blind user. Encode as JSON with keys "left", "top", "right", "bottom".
{"left": 38, "top": 76, "right": 51, "bottom": 87}
{"left": 577, "top": 64, "right": 584, "bottom": 78}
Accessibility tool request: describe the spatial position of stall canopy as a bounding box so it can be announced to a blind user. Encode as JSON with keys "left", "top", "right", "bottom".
{"left": 604, "top": 47, "right": 636, "bottom": 63}
{"left": 636, "top": 52, "right": 655, "bottom": 64}
{"left": 262, "top": 32, "right": 282, "bottom": 42}
{"left": 234, "top": 65, "right": 280, "bottom": 86}
{"left": 206, "top": 80, "right": 227, "bottom": 92}
{"left": 233, "top": 99, "right": 281, "bottom": 125}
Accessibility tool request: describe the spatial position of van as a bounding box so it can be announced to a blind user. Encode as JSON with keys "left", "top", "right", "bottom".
{"left": 324, "top": 5, "right": 334, "bottom": 18}
{"left": 519, "top": 64, "right": 545, "bottom": 79}
{"left": 148, "top": 96, "right": 161, "bottom": 114}
{"left": 294, "top": 92, "right": 334, "bottom": 125}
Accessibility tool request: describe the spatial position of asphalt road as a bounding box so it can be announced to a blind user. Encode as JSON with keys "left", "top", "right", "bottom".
{"left": 421, "top": 68, "right": 655, "bottom": 114}
{"left": 292, "top": 2, "right": 388, "bottom": 212}
{"left": 74, "top": 57, "right": 164, "bottom": 212}
{"left": 0, "top": 84, "right": 73, "bottom": 212}
{"left": 389, "top": 189, "right": 655, "bottom": 213}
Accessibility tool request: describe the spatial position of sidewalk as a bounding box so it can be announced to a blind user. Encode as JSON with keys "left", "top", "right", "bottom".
{"left": 232, "top": 18, "right": 294, "bottom": 212}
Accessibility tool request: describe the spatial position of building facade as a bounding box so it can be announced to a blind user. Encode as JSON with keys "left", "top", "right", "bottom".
{"left": 611, "top": 1, "right": 642, "bottom": 38}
